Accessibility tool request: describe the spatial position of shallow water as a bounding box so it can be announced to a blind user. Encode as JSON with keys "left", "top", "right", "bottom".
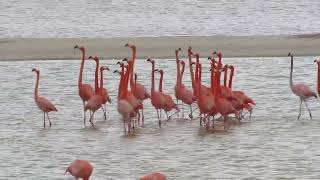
{"left": 1, "top": 56, "right": 320, "bottom": 179}
{"left": 1, "top": 0, "right": 320, "bottom": 37}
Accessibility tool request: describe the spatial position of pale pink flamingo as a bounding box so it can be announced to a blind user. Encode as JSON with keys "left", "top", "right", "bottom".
{"left": 114, "top": 61, "right": 136, "bottom": 134}
{"left": 90, "top": 55, "right": 112, "bottom": 120}
{"left": 314, "top": 58, "right": 320, "bottom": 96}
{"left": 32, "top": 68, "right": 57, "bottom": 127}
{"left": 289, "top": 52, "right": 317, "bottom": 119}
{"left": 85, "top": 56, "right": 109, "bottom": 126}
{"left": 140, "top": 172, "right": 166, "bottom": 180}
{"left": 125, "top": 43, "right": 150, "bottom": 126}
{"left": 147, "top": 58, "right": 166, "bottom": 127}
{"left": 155, "top": 69, "right": 179, "bottom": 120}
{"left": 74, "top": 45, "right": 94, "bottom": 125}
{"left": 66, "top": 159, "right": 93, "bottom": 180}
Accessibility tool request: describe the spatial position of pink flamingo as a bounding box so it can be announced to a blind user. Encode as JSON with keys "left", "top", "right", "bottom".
{"left": 74, "top": 45, "right": 94, "bottom": 125}
{"left": 213, "top": 53, "right": 239, "bottom": 130}
{"left": 114, "top": 61, "right": 136, "bottom": 134}
{"left": 228, "top": 65, "right": 255, "bottom": 120}
{"left": 147, "top": 58, "right": 166, "bottom": 127}
{"left": 179, "top": 60, "right": 196, "bottom": 118}
{"left": 193, "top": 62, "right": 216, "bottom": 129}
{"left": 140, "top": 172, "right": 166, "bottom": 180}
{"left": 174, "top": 48, "right": 184, "bottom": 113}
{"left": 32, "top": 68, "right": 57, "bottom": 127}
{"left": 155, "top": 68, "right": 179, "bottom": 120}
{"left": 66, "top": 159, "right": 93, "bottom": 180}
{"left": 90, "top": 55, "right": 111, "bottom": 120}
{"left": 85, "top": 56, "right": 109, "bottom": 126}
{"left": 125, "top": 44, "right": 150, "bottom": 126}
{"left": 289, "top": 52, "right": 317, "bottom": 119}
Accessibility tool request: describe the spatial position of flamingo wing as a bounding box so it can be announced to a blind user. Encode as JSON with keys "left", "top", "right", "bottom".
{"left": 292, "top": 83, "right": 317, "bottom": 98}
{"left": 79, "top": 84, "right": 94, "bottom": 102}
{"left": 36, "top": 96, "right": 57, "bottom": 112}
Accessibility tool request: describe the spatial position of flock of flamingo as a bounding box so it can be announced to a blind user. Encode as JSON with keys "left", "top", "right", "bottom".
{"left": 31, "top": 44, "right": 320, "bottom": 179}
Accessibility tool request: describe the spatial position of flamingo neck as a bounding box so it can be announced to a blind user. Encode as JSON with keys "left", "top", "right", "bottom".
{"left": 175, "top": 52, "right": 181, "bottom": 85}
{"left": 317, "top": 63, "right": 320, "bottom": 95}
{"left": 224, "top": 66, "right": 228, "bottom": 87}
{"left": 124, "top": 64, "right": 131, "bottom": 98}
{"left": 228, "top": 67, "right": 234, "bottom": 89}
{"left": 118, "top": 72, "right": 123, "bottom": 100}
{"left": 94, "top": 60, "right": 100, "bottom": 94}
{"left": 210, "top": 61, "right": 215, "bottom": 92}
{"left": 151, "top": 63, "right": 155, "bottom": 93}
{"left": 215, "top": 63, "right": 222, "bottom": 100}
{"left": 159, "top": 72, "right": 163, "bottom": 92}
{"left": 289, "top": 56, "right": 294, "bottom": 90}
{"left": 34, "top": 72, "right": 39, "bottom": 100}
{"left": 188, "top": 51, "right": 196, "bottom": 92}
{"left": 130, "top": 48, "right": 136, "bottom": 90}
{"left": 180, "top": 62, "right": 185, "bottom": 84}
{"left": 78, "top": 50, "right": 85, "bottom": 88}
{"left": 99, "top": 69, "right": 104, "bottom": 95}
{"left": 197, "top": 64, "right": 202, "bottom": 98}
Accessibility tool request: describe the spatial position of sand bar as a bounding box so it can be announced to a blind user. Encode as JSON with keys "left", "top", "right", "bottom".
{"left": 1, "top": 34, "right": 320, "bottom": 60}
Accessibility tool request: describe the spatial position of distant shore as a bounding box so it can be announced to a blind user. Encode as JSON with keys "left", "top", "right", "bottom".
{"left": 1, "top": 34, "right": 320, "bottom": 60}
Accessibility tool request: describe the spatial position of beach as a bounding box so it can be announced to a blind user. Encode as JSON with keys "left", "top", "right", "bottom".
{"left": 1, "top": 34, "right": 320, "bottom": 60}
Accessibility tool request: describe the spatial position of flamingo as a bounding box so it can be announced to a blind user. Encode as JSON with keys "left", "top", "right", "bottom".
{"left": 155, "top": 69, "right": 179, "bottom": 120}
{"left": 288, "top": 52, "right": 317, "bottom": 119}
{"left": 32, "top": 68, "right": 57, "bottom": 127}
{"left": 85, "top": 56, "right": 109, "bottom": 126}
{"left": 174, "top": 48, "right": 184, "bottom": 114}
{"left": 147, "top": 58, "right": 166, "bottom": 127}
{"left": 90, "top": 55, "right": 111, "bottom": 120}
{"left": 228, "top": 65, "right": 255, "bottom": 120}
{"left": 179, "top": 60, "right": 196, "bottom": 118}
{"left": 314, "top": 58, "right": 320, "bottom": 96}
{"left": 74, "top": 45, "right": 94, "bottom": 125}
{"left": 114, "top": 61, "right": 136, "bottom": 134}
{"left": 140, "top": 172, "right": 166, "bottom": 180}
{"left": 213, "top": 53, "right": 239, "bottom": 130}
{"left": 193, "top": 62, "right": 216, "bottom": 129}
{"left": 66, "top": 159, "right": 93, "bottom": 180}
{"left": 125, "top": 43, "right": 150, "bottom": 126}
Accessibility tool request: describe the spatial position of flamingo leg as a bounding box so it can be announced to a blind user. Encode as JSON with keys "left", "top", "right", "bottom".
{"left": 89, "top": 111, "right": 92, "bottom": 123}
{"left": 166, "top": 111, "right": 169, "bottom": 120}
{"left": 189, "top": 105, "right": 193, "bottom": 119}
{"left": 123, "top": 121, "right": 127, "bottom": 134}
{"left": 46, "top": 112, "right": 52, "bottom": 127}
{"left": 298, "top": 98, "right": 303, "bottom": 120}
{"left": 89, "top": 112, "right": 95, "bottom": 126}
{"left": 43, "top": 112, "right": 46, "bottom": 127}
{"left": 156, "top": 109, "right": 161, "bottom": 127}
{"left": 102, "top": 104, "right": 107, "bottom": 120}
{"left": 176, "top": 99, "right": 179, "bottom": 117}
{"left": 141, "top": 108, "right": 145, "bottom": 126}
{"left": 83, "top": 101, "right": 86, "bottom": 126}
{"left": 211, "top": 115, "right": 215, "bottom": 128}
{"left": 303, "top": 99, "right": 312, "bottom": 120}
{"left": 223, "top": 115, "right": 229, "bottom": 131}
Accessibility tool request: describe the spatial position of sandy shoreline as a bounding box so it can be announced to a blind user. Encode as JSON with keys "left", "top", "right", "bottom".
{"left": 1, "top": 34, "right": 320, "bottom": 60}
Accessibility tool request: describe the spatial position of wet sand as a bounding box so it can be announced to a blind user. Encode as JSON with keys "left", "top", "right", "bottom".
{"left": 1, "top": 34, "right": 320, "bottom": 60}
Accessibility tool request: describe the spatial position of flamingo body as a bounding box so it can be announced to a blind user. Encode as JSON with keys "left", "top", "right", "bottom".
{"left": 79, "top": 84, "right": 94, "bottom": 102}
{"left": 140, "top": 172, "right": 166, "bottom": 180}
{"left": 35, "top": 96, "right": 57, "bottom": 112}
{"left": 66, "top": 159, "right": 93, "bottom": 180}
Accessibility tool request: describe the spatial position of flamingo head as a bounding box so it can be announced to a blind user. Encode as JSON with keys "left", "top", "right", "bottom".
{"left": 193, "top": 53, "right": 200, "bottom": 59}
{"left": 188, "top": 46, "right": 192, "bottom": 53}
{"left": 32, "top": 68, "right": 39, "bottom": 74}
{"left": 125, "top": 43, "right": 136, "bottom": 50}
{"left": 190, "top": 62, "right": 196, "bottom": 66}
{"left": 88, "top": 56, "right": 99, "bottom": 62}
{"left": 154, "top": 69, "right": 163, "bottom": 75}
{"left": 134, "top": 73, "right": 137, "bottom": 81}
{"left": 147, "top": 58, "right": 154, "bottom": 63}
{"left": 116, "top": 61, "right": 124, "bottom": 66}
{"left": 314, "top": 58, "right": 320, "bottom": 64}
{"left": 288, "top": 52, "right": 293, "bottom": 57}
{"left": 180, "top": 60, "right": 185, "bottom": 65}
{"left": 175, "top": 48, "right": 182, "bottom": 54}
{"left": 122, "top": 58, "right": 128, "bottom": 62}
{"left": 229, "top": 65, "right": 234, "bottom": 72}
{"left": 100, "top": 66, "right": 110, "bottom": 72}
{"left": 74, "top": 45, "right": 84, "bottom": 51}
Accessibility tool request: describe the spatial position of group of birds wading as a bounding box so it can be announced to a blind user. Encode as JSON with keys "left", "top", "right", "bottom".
{"left": 31, "top": 45, "right": 320, "bottom": 179}
{"left": 32, "top": 44, "right": 320, "bottom": 135}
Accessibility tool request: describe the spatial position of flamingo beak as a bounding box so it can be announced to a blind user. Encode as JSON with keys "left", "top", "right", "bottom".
{"left": 106, "top": 67, "right": 110, "bottom": 71}
{"left": 154, "top": 69, "right": 159, "bottom": 72}
{"left": 125, "top": 43, "right": 129, "bottom": 47}
{"left": 147, "top": 58, "right": 151, "bottom": 62}
{"left": 113, "top": 70, "right": 118, "bottom": 73}
{"left": 88, "top": 56, "right": 93, "bottom": 59}
{"left": 122, "top": 58, "right": 128, "bottom": 62}
{"left": 74, "top": 45, "right": 79, "bottom": 49}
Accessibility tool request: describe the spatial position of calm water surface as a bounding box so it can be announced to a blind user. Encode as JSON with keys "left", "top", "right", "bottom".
{"left": 1, "top": 57, "right": 320, "bottom": 179}
{"left": 1, "top": 0, "right": 320, "bottom": 37}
